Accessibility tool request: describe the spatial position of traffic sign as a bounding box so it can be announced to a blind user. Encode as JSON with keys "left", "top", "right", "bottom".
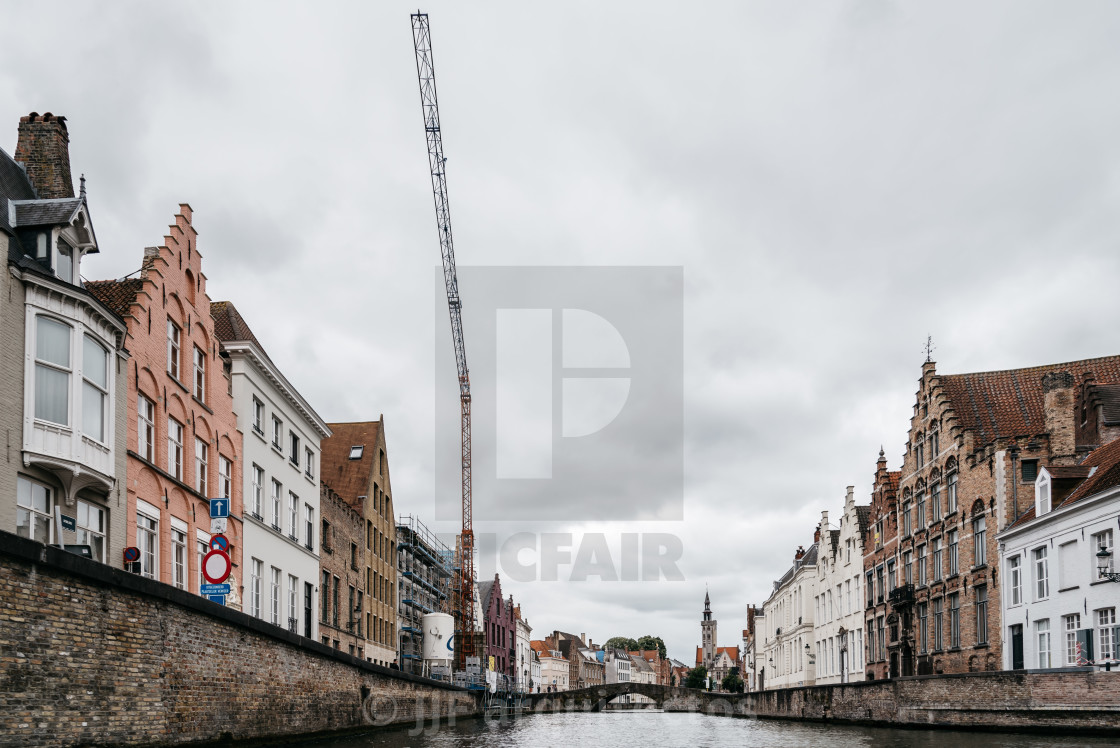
{"left": 209, "top": 534, "right": 229, "bottom": 552}
{"left": 60, "top": 514, "right": 76, "bottom": 532}
{"left": 207, "top": 594, "right": 226, "bottom": 606}
{"left": 201, "top": 583, "right": 232, "bottom": 596}
{"left": 210, "top": 498, "right": 230, "bottom": 519}
{"left": 202, "top": 548, "right": 231, "bottom": 584}
{"left": 210, "top": 517, "right": 227, "bottom": 534}
{"left": 123, "top": 546, "right": 141, "bottom": 562}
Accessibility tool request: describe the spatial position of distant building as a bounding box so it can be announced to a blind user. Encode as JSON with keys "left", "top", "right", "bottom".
{"left": 1, "top": 113, "right": 128, "bottom": 567}
{"left": 546, "top": 631, "right": 604, "bottom": 688}
{"left": 997, "top": 439, "right": 1120, "bottom": 670}
{"left": 863, "top": 450, "right": 901, "bottom": 680}
{"left": 813, "top": 487, "right": 869, "bottom": 684}
{"left": 753, "top": 543, "right": 818, "bottom": 691}
{"left": 320, "top": 419, "right": 397, "bottom": 665}
{"left": 532, "top": 640, "right": 568, "bottom": 692}
{"left": 212, "top": 300, "right": 329, "bottom": 638}
{"left": 695, "top": 592, "right": 740, "bottom": 689}
{"left": 514, "top": 606, "right": 533, "bottom": 691}
{"left": 478, "top": 574, "right": 516, "bottom": 678}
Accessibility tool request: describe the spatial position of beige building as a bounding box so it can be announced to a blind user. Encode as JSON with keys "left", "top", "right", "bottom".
{"left": 321, "top": 419, "right": 397, "bottom": 665}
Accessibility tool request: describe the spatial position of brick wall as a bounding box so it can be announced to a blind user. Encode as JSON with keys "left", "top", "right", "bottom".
{"left": 0, "top": 531, "right": 478, "bottom": 748}
{"left": 319, "top": 480, "right": 368, "bottom": 655}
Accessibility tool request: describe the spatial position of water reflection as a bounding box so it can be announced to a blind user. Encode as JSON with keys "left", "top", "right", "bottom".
{"left": 287, "top": 711, "right": 1115, "bottom": 748}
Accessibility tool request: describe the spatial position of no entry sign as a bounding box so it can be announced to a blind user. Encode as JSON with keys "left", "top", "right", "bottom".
{"left": 202, "top": 548, "right": 231, "bottom": 584}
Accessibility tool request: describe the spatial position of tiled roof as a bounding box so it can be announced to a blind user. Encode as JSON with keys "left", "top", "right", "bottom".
{"left": 1060, "top": 438, "right": 1120, "bottom": 506}
{"left": 855, "top": 505, "right": 871, "bottom": 535}
{"left": 695, "top": 645, "right": 739, "bottom": 665}
{"left": 940, "top": 355, "right": 1120, "bottom": 447}
{"left": 210, "top": 300, "right": 267, "bottom": 350}
{"left": 86, "top": 279, "right": 143, "bottom": 318}
{"left": 1092, "top": 384, "right": 1120, "bottom": 426}
{"left": 886, "top": 471, "right": 900, "bottom": 493}
{"left": 10, "top": 197, "right": 83, "bottom": 227}
{"left": 1006, "top": 438, "right": 1120, "bottom": 530}
{"left": 320, "top": 420, "right": 382, "bottom": 508}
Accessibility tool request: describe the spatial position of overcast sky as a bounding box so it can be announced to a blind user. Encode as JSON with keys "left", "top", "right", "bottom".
{"left": 5, "top": 1, "right": 1120, "bottom": 662}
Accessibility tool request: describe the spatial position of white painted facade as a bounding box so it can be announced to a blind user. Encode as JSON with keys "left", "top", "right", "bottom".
{"left": 997, "top": 469, "right": 1120, "bottom": 670}
{"left": 530, "top": 651, "right": 542, "bottom": 693}
{"left": 812, "top": 487, "right": 867, "bottom": 684}
{"left": 753, "top": 544, "right": 818, "bottom": 691}
{"left": 538, "top": 647, "right": 569, "bottom": 691}
{"left": 224, "top": 333, "right": 330, "bottom": 639}
{"left": 516, "top": 615, "right": 533, "bottom": 691}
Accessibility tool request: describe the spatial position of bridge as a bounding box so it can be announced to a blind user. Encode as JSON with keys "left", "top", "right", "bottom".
{"left": 524, "top": 682, "right": 752, "bottom": 716}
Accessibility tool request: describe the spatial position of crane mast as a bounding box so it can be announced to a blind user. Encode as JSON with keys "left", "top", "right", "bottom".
{"left": 411, "top": 11, "right": 475, "bottom": 669}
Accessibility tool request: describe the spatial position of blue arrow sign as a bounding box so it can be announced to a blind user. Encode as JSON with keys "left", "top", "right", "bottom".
{"left": 201, "top": 583, "right": 231, "bottom": 596}
{"left": 207, "top": 594, "right": 226, "bottom": 606}
{"left": 209, "top": 499, "right": 229, "bottom": 519}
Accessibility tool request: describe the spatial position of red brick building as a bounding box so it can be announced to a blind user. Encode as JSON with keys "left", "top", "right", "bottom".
{"left": 866, "top": 355, "right": 1120, "bottom": 678}
{"left": 863, "top": 449, "right": 900, "bottom": 679}
{"left": 88, "top": 206, "right": 244, "bottom": 605}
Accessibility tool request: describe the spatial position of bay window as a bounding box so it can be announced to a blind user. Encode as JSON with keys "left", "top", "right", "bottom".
{"left": 81, "top": 335, "right": 108, "bottom": 442}
{"left": 34, "top": 316, "right": 71, "bottom": 425}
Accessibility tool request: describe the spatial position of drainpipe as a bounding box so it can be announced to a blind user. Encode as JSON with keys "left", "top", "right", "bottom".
{"left": 1010, "top": 446, "right": 1020, "bottom": 522}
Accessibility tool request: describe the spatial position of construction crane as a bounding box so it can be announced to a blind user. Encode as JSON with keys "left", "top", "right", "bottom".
{"left": 411, "top": 11, "right": 475, "bottom": 671}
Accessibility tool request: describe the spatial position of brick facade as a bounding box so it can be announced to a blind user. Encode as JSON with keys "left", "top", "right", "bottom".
{"left": 318, "top": 480, "right": 368, "bottom": 656}
{"left": 87, "top": 206, "right": 245, "bottom": 606}
{"left": 0, "top": 530, "right": 476, "bottom": 748}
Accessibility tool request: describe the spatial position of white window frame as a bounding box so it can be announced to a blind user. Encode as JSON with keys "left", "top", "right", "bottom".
{"left": 16, "top": 475, "right": 54, "bottom": 544}
{"left": 1037, "top": 619, "right": 1051, "bottom": 668}
{"left": 272, "top": 416, "right": 283, "bottom": 450}
{"left": 250, "top": 558, "right": 263, "bottom": 618}
{"left": 271, "top": 566, "right": 281, "bottom": 625}
{"left": 167, "top": 319, "right": 181, "bottom": 380}
{"left": 288, "top": 491, "right": 299, "bottom": 537}
{"left": 271, "top": 479, "right": 282, "bottom": 529}
{"left": 1093, "top": 529, "right": 1114, "bottom": 576}
{"left": 168, "top": 417, "right": 184, "bottom": 480}
{"left": 195, "top": 437, "right": 208, "bottom": 495}
{"left": 252, "top": 464, "right": 264, "bottom": 517}
{"left": 193, "top": 345, "right": 206, "bottom": 403}
{"left": 33, "top": 315, "right": 72, "bottom": 427}
{"left": 1098, "top": 608, "right": 1117, "bottom": 661}
{"left": 304, "top": 504, "right": 314, "bottom": 550}
{"left": 1009, "top": 555, "right": 1022, "bottom": 606}
{"left": 81, "top": 335, "right": 109, "bottom": 443}
{"left": 252, "top": 397, "right": 265, "bottom": 435}
{"left": 1064, "top": 613, "right": 1082, "bottom": 666}
{"left": 75, "top": 498, "right": 106, "bottom": 562}
{"left": 218, "top": 455, "right": 232, "bottom": 499}
{"left": 137, "top": 502, "right": 160, "bottom": 581}
{"left": 137, "top": 393, "right": 155, "bottom": 461}
{"left": 1036, "top": 471, "right": 1052, "bottom": 516}
{"left": 1034, "top": 546, "right": 1050, "bottom": 600}
{"left": 171, "top": 520, "right": 187, "bottom": 590}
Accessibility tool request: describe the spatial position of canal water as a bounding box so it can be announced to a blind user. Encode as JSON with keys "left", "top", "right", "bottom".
{"left": 287, "top": 711, "right": 1115, "bottom": 747}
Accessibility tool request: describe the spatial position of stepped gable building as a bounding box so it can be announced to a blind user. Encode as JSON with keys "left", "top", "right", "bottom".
{"left": 478, "top": 574, "right": 516, "bottom": 678}
{"left": 212, "top": 300, "right": 330, "bottom": 638}
{"left": 320, "top": 419, "right": 397, "bottom": 665}
{"left": 863, "top": 451, "right": 901, "bottom": 680}
{"left": 317, "top": 480, "right": 367, "bottom": 656}
{"left": 814, "top": 486, "right": 869, "bottom": 684}
{"left": 868, "top": 355, "right": 1120, "bottom": 680}
{"left": 87, "top": 205, "right": 244, "bottom": 606}
{"left": 1, "top": 113, "right": 129, "bottom": 564}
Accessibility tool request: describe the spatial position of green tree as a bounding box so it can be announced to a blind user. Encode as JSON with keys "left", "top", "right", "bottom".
{"left": 684, "top": 666, "right": 707, "bottom": 689}
{"left": 722, "top": 673, "right": 745, "bottom": 693}
{"left": 635, "top": 635, "right": 668, "bottom": 660}
{"left": 605, "top": 636, "right": 638, "bottom": 651}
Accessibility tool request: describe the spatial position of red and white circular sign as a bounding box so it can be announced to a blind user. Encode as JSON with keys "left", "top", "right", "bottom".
{"left": 202, "top": 549, "right": 231, "bottom": 584}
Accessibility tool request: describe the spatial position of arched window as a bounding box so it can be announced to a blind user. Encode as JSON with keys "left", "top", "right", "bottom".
{"left": 945, "top": 458, "right": 958, "bottom": 514}
{"left": 928, "top": 421, "right": 939, "bottom": 458}
{"left": 901, "top": 488, "right": 912, "bottom": 536}
{"left": 928, "top": 468, "right": 942, "bottom": 522}
{"left": 915, "top": 479, "right": 927, "bottom": 528}
{"left": 915, "top": 431, "right": 925, "bottom": 467}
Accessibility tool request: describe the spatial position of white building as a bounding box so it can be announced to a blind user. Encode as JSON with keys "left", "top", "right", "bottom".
{"left": 533, "top": 642, "right": 569, "bottom": 692}
{"left": 515, "top": 609, "right": 533, "bottom": 692}
{"left": 813, "top": 487, "right": 868, "bottom": 684}
{"left": 753, "top": 543, "right": 818, "bottom": 691}
{"left": 3, "top": 118, "right": 129, "bottom": 567}
{"left": 997, "top": 444, "right": 1120, "bottom": 670}
{"left": 212, "top": 301, "right": 330, "bottom": 639}
{"left": 530, "top": 650, "right": 542, "bottom": 693}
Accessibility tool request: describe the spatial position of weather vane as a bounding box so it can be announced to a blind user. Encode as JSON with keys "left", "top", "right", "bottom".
{"left": 924, "top": 335, "right": 935, "bottom": 363}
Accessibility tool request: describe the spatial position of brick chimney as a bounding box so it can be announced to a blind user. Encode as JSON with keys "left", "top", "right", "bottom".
{"left": 794, "top": 545, "right": 805, "bottom": 561}
{"left": 14, "top": 112, "right": 74, "bottom": 199}
{"left": 1042, "top": 371, "right": 1077, "bottom": 464}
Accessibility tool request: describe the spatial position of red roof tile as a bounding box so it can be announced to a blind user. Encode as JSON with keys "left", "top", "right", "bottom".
{"left": 939, "top": 355, "right": 1120, "bottom": 447}
{"left": 86, "top": 278, "right": 143, "bottom": 319}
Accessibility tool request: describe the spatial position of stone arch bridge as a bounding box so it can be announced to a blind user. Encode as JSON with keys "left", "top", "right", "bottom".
{"left": 524, "top": 683, "right": 751, "bottom": 716}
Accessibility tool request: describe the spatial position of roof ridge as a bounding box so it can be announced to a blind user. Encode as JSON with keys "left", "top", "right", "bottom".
{"left": 940, "top": 353, "right": 1120, "bottom": 380}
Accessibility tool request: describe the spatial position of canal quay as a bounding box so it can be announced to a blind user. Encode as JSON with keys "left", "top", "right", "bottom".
{"left": 290, "top": 712, "right": 1120, "bottom": 748}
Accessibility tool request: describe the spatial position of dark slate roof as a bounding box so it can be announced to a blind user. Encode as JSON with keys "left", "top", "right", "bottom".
{"left": 1092, "top": 384, "right": 1120, "bottom": 426}
{"left": 855, "top": 505, "right": 871, "bottom": 536}
{"left": 940, "top": 355, "right": 1120, "bottom": 447}
{"left": 86, "top": 279, "right": 143, "bottom": 318}
{"left": 0, "top": 146, "right": 36, "bottom": 236}
{"left": 10, "top": 197, "right": 83, "bottom": 227}
{"left": 478, "top": 580, "right": 495, "bottom": 611}
{"left": 211, "top": 300, "right": 267, "bottom": 350}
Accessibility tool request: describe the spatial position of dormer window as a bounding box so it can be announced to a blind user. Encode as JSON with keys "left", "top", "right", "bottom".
{"left": 35, "top": 231, "right": 48, "bottom": 262}
{"left": 348, "top": 445, "right": 364, "bottom": 460}
{"left": 1035, "top": 469, "right": 1052, "bottom": 516}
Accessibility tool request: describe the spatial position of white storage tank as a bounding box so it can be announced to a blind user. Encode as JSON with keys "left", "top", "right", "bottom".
{"left": 422, "top": 612, "right": 455, "bottom": 666}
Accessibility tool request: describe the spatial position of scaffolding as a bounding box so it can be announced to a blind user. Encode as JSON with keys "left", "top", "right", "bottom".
{"left": 396, "top": 514, "right": 454, "bottom": 676}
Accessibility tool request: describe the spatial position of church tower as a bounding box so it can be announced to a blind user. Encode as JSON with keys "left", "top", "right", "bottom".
{"left": 701, "top": 590, "right": 717, "bottom": 668}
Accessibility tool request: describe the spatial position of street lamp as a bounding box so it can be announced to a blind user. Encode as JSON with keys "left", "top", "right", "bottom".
{"left": 805, "top": 642, "right": 815, "bottom": 664}
{"left": 1096, "top": 544, "right": 1120, "bottom": 583}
